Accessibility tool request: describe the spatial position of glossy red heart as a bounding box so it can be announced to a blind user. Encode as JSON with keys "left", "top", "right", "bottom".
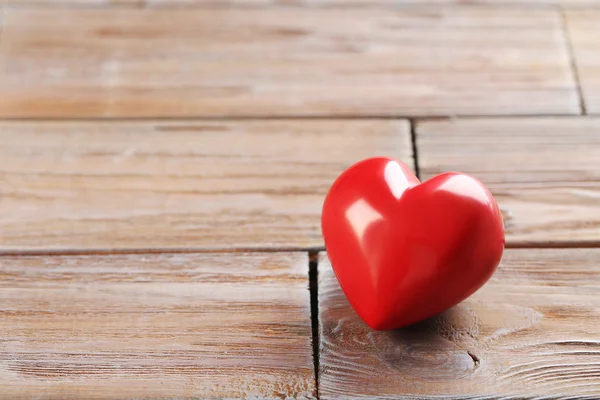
{"left": 321, "top": 157, "right": 505, "bottom": 330}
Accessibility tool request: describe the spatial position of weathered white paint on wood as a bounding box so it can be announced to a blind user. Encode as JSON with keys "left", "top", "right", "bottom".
{"left": 0, "top": 120, "right": 412, "bottom": 250}
{"left": 0, "top": 252, "right": 316, "bottom": 399}
{"left": 417, "top": 117, "right": 600, "bottom": 242}
{"left": 319, "top": 250, "right": 600, "bottom": 398}
{"left": 0, "top": 8, "right": 578, "bottom": 117}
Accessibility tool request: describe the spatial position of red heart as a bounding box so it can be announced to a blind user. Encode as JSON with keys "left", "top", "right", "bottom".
{"left": 321, "top": 157, "right": 505, "bottom": 330}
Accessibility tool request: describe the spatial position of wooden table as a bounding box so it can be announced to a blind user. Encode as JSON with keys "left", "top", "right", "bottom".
{"left": 1, "top": 1, "right": 599, "bottom": 399}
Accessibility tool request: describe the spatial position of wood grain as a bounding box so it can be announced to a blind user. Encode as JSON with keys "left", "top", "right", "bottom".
{"left": 416, "top": 117, "right": 600, "bottom": 242}
{"left": 0, "top": 8, "right": 578, "bottom": 117}
{"left": 1, "top": 1, "right": 598, "bottom": 6}
{"left": 0, "top": 251, "right": 315, "bottom": 399}
{"left": 0, "top": 120, "right": 412, "bottom": 250}
{"left": 149, "top": 0, "right": 600, "bottom": 5}
{"left": 318, "top": 250, "right": 600, "bottom": 398}
{"left": 566, "top": 11, "right": 600, "bottom": 115}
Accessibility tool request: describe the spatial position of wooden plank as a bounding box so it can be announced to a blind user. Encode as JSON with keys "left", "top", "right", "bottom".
{"left": 416, "top": 117, "right": 600, "bottom": 242}
{"left": 0, "top": 0, "right": 141, "bottom": 5}
{"left": 318, "top": 250, "right": 600, "bottom": 398}
{"left": 0, "top": 120, "right": 412, "bottom": 250}
{"left": 566, "top": 11, "right": 600, "bottom": 114}
{"left": 0, "top": 251, "right": 315, "bottom": 399}
{"left": 0, "top": 8, "right": 578, "bottom": 117}
{"left": 0, "top": 1, "right": 598, "bottom": 6}
{"left": 146, "top": 0, "right": 600, "bottom": 5}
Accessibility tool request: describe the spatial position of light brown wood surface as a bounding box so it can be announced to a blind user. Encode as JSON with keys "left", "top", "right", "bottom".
{"left": 0, "top": 251, "right": 315, "bottom": 399}
{"left": 1, "top": 1, "right": 598, "bottom": 6}
{"left": 0, "top": 8, "right": 578, "bottom": 118}
{"left": 1, "top": 2, "right": 598, "bottom": 398}
{"left": 417, "top": 117, "right": 600, "bottom": 242}
{"left": 0, "top": 120, "right": 412, "bottom": 250}
{"left": 566, "top": 11, "right": 600, "bottom": 115}
{"left": 149, "top": 0, "right": 600, "bottom": 5}
{"left": 318, "top": 250, "right": 600, "bottom": 398}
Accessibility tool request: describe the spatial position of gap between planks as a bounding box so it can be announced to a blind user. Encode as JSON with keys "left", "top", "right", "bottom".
{"left": 0, "top": 7, "right": 5, "bottom": 46}
{"left": 0, "top": 241, "right": 600, "bottom": 258}
{"left": 0, "top": 113, "right": 589, "bottom": 122}
{"left": 0, "top": 240, "right": 600, "bottom": 257}
{"left": 309, "top": 251, "right": 321, "bottom": 400}
{"left": 560, "top": 8, "right": 588, "bottom": 115}
{"left": 409, "top": 118, "right": 422, "bottom": 180}
{"left": 0, "top": 2, "right": 593, "bottom": 10}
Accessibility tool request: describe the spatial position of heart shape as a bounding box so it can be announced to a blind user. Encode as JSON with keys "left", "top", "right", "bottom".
{"left": 321, "top": 157, "right": 505, "bottom": 330}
